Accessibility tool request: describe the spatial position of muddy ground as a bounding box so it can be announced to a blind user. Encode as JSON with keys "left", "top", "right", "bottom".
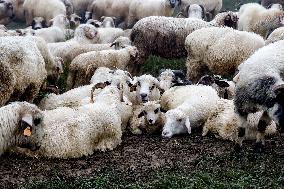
{"left": 1, "top": 130, "right": 284, "bottom": 189}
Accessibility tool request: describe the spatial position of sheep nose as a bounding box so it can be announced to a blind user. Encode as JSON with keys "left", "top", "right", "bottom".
{"left": 148, "top": 119, "right": 153, "bottom": 124}
{"left": 140, "top": 93, "right": 147, "bottom": 98}
{"left": 34, "top": 27, "right": 41, "bottom": 30}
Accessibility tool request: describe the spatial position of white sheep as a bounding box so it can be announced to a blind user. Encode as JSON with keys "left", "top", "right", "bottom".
{"left": 9, "top": 101, "right": 122, "bottom": 159}
{"left": 66, "top": 45, "right": 139, "bottom": 89}
{"left": 180, "top": 0, "right": 222, "bottom": 20}
{"left": 161, "top": 85, "right": 219, "bottom": 138}
{"left": 23, "top": 0, "right": 66, "bottom": 26}
{"left": 185, "top": 27, "right": 265, "bottom": 82}
{"left": 130, "top": 101, "right": 165, "bottom": 135}
{"left": 234, "top": 40, "right": 284, "bottom": 151}
{"left": 130, "top": 11, "right": 238, "bottom": 69}
{"left": 127, "top": 0, "right": 180, "bottom": 28}
{"left": 202, "top": 99, "right": 277, "bottom": 142}
{"left": 35, "top": 14, "right": 70, "bottom": 43}
{"left": 265, "top": 27, "right": 284, "bottom": 45}
{"left": 238, "top": 3, "right": 284, "bottom": 39}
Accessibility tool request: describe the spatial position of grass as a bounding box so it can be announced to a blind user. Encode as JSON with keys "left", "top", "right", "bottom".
{"left": 30, "top": 150, "right": 284, "bottom": 189}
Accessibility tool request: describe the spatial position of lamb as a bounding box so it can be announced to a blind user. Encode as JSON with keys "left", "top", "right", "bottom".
{"left": 238, "top": 3, "right": 284, "bottom": 39}
{"left": 0, "top": 36, "right": 47, "bottom": 106}
{"left": 197, "top": 75, "right": 235, "bottom": 100}
{"left": 23, "top": 0, "right": 66, "bottom": 26}
{"left": 265, "top": 27, "right": 284, "bottom": 44}
{"left": 180, "top": 0, "right": 222, "bottom": 20}
{"left": 34, "top": 14, "right": 70, "bottom": 43}
{"left": 161, "top": 85, "right": 219, "bottom": 138}
{"left": 87, "top": 0, "right": 131, "bottom": 28}
{"left": 31, "top": 17, "right": 48, "bottom": 30}
{"left": 202, "top": 99, "right": 277, "bottom": 142}
{"left": 0, "top": 0, "right": 14, "bottom": 25}
{"left": 158, "top": 69, "right": 192, "bottom": 91}
{"left": 5, "top": 101, "right": 122, "bottom": 159}
{"left": 234, "top": 40, "right": 284, "bottom": 151}
{"left": 127, "top": 0, "right": 180, "bottom": 28}
{"left": 185, "top": 27, "right": 265, "bottom": 82}
{"left": 66, "top": 46, "right": 139, "bottom": 89}
{"left": 130, "top": 101, "right": 165, "bottom": 135}
{"left": 130, "top": 11, "right": 238, "bottom": 69}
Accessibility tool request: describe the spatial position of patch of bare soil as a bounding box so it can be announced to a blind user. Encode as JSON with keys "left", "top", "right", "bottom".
{"left": 0, "top": 130, "right": 283, "bottom": 189}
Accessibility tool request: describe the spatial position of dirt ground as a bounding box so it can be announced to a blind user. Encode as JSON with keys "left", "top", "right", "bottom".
{"left": 1, "top": 129, "right": 284, "bottom": 189}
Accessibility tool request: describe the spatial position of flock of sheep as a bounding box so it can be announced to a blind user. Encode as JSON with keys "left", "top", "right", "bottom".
{"left": 0, "top": 0, "right": 284, "bottom": 159}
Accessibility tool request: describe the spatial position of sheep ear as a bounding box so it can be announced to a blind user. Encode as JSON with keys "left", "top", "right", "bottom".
{"left": 21, "top": 114, "right": 33, "bottom": 127}
{"left": 185, "top": 117, "right": 191, "bottom": 134}
{"left": 48, "top": 19, "right": 54, "bottom": 26}
{"left": 138, "top": 111, "right": 145, "bottom": 118}
{"left": 215, "top": 80, "right": 230, "bottom": 88}
{"left": 100, "top": 16, "right": 105, "bottom": 21}
{"left": 199, "top": 5, "right": 206, "bottom": 19}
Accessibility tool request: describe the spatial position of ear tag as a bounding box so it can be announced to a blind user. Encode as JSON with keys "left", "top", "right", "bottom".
{"left": 24, "top": 127, "right": 32, "bottom": 137}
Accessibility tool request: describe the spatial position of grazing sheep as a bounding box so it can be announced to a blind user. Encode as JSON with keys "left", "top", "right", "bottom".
{"left": 238, "top": 3, "right": 284, "bottom": 38}
{"left": 185, "top": 27, "right": 265, "bottom": 82}
{"left": 0, "top": 37, "right": 47, "bottom": 106}
{"left": 23, "top": 0, "right": 66, "bottom": 26}
{"left": 197, "top": 75, "right": 235, "bottom": 100}
{"left": 31, "top": 17, "right": 48, "bottom": 30}
{"left": 130, "top": 11, "right": 238, "bottom": 70}
{"left": 12, "top": 101, "right": 122, "bottom": 159}
{"left": 161, "top": 85, "right": 219, "bottom": 138}
{"left": 69, "top": 13, "right": 81, "bottom": 29}
{"left": 130, "top": 101, "right": 165, "bottom": 135}
{"left": 266, "top": 27, "right": 284, "bottom": 44}
{"left": 158, "top": 69, "right": 192, "bottom": 91}
{"left": 234, "top": 40, "right": 284, "bottom": 151}
{"left": 0, "top": 0, "right": 14, "bottom": 25}
{"left": 180, "top": 0, "right": 222, "bottom": 20}
{"left": 202, "top": 99, "right": 277, "bottom": 141}
{"left": 88, "top": 0, "right": 131, "bottom": 28}
{"left": 101, "top": 16, "right": 116, "bottom": 27}
{"left": 127, "top": 0, "right": 180, "bottom": 28}
{"left": 66, "top": 46, "right": 139, "bottom": 89}
{"left": 0, "top": 102, "right": 44, "bottom": 156}
{"left": 35, "top": 14, "right": 70, "bottom": 43}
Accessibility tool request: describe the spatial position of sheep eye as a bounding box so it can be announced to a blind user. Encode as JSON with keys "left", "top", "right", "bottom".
{"left": 154, "top": 108, "right": 159, "bottom": 114}
{"left": 178, "top": 119, "right": 182, "bottom": 122}
{"left": 150, "top": 85, "right": 155, "bottom": 90}
{"left": 137, "top": 81, "right": 141, "bottom": 86}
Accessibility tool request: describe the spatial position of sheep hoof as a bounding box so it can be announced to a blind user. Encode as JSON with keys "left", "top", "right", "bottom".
{"left": 233, "top": 144, "right": 242, "bottom": 153}
{"left": 254, "top": 142, "right": 264, "bottom": 153}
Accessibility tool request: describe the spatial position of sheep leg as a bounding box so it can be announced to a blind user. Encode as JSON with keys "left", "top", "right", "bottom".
{"left": 234, "top": 113, "right": 248, "bottom": 152}
{"left": 254, "top": 111, "right": 271, "bottom": 153}
{"left": 186, "top": 58, "right": 209, "bottom": 83}
{"left": 202, "top": 124, "right": 209, "bottom": 136}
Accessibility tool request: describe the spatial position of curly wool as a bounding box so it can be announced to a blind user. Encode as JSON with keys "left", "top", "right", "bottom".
{"left": 266, "top": 27, "right": 284, "bottom": 44}
{"left": 0, "top": 36, "right": 47, "bottom": 106}
{"left": 238, "top": 3, "right": 284, "bottom": 38}
{"left": 185, "top": 27, "right": 265, "bottom": 82}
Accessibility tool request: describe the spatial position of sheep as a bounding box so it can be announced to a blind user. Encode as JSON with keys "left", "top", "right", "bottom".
{"left": 87, "top": 0, "right": 131, "bottom": 28}
{"left": 158, "top": 69, "right": 192, "bottom": 91}
{"left": 238, "top": 3, "right": 284, "bottom": 39}
{"left": 130, "top": 101, "right": 165, "bottom": 135}
{"left": 69, "top": 13, "right": 81, "bottom": 29}
{"left": 0, "top": 0, "right": 14, "bottom": 25}
{"left": 0, "top": 102, "right": 44, "bottom": 156}
{"left": 101, "top": 16, "right": 116, "bottom": 27}
{"left": 0, "top": 36, "right": 47, "bottom": 106}
{"left": 202, "top": 99, "right": 277, "bottom": 142}
{"left": 130, "top": 11, "right": 238, "bottom": 70}
{"left": 127, "top": 0, "right": 180, "bottom": 28}
{"left": 161, "top": 85, "right": 219, "bottom": 138}
{"left": 97, "top": 27, "right": 124, "bottom": 43}
{"left": 23, "top": 0, "right": 66, "bottom": 26}
{"left": 8, "top": 101, "right": 122, "bottom": 159}
{"left": 66, "top": 46, "right": 139, "bottom": 89}
{"left": 234, "top": 40, "right": 284, "bottom": 152}
{"left": 265, "top": 27, "right": 284, "bottom": 44}
{"left": 31, "top": 17, "right": 48, "bottom": 30}
{"left": 180, "top": 0, "right": 222, "bottom": 20}
{"left": 261, "top": 0, "right": 284, "bottom": 8}
{"left": 197, "top": 75, "right": 235, "bottom": 100}
{"left": 86, "top": 19, "right": 102, "bottom": 27}
{"left": 34, "top": 14, "right": 70, "bottom": 43}
{"left": 185, "top": 27, "right": 265, "bottom": 83}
